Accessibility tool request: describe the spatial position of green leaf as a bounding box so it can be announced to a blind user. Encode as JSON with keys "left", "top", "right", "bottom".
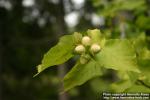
{"left": 36, "top": 35, "right": 75, "bottom": 75}
{"left": 111, "top": 80, "right": 132, "bottom": 92}
{"left": 64, "top": 59, "right": 103, "bottom": 91}
{"left": 136, "top": 15, "right": 150, "bottom": 30}
{"left": 125, "top": 84, "right": 150, "bottom": 92}
{"left": 138, "top": 49, "right": 150, "bottom": 85}
{"left": 96, "top": 39, "right": 140, "bottom": 73}
{"left": 90, "top": 78, "right": 110, "bottom": 93}
{"left": 111, "top": 71, "right": 139, "bottom": 92}
{"left": 114, "top": 0, "right": 145, "bottom": 11}
{"left": 131, "top": 32, "right": 146, "bottom": 53}
{"left": 94, "top": 0, "right": 145, "bottom": 17}
{"left": 117, "top": 71, "right": 139, "bottom": 82}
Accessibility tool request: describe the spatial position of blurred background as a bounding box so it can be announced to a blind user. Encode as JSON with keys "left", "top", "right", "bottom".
{"left": 0, "top": 0, "right": 150, "bottom": 100}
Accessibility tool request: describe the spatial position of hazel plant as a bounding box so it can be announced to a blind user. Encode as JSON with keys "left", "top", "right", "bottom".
{"left": 35, "top": 29, "right": 149, "bottom": 92}
{"left": 74, "top": 35, "right": 101, "bottom": 64}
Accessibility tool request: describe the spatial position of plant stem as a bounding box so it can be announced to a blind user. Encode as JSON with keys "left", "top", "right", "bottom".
{"left": 137, "top": 80, "right": 150, "bottom": 89}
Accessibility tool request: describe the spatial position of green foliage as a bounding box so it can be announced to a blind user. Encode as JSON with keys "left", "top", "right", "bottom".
{"left": 126, "top": 84, "right": 150, "bottom": 92}
{"left": 111, "top": 71, "right": 139, "bottom": 92}
{"left": 136, "top": 15, "right": 150, "bottom": 30}
{"left": 111, "top": 79, "right": 132, "bottom": 92}
{"left": 138, "top": 49, "right": 150, "bottom": 87}
{"left": 64, "top": 59, "right": 102, "bottom": 91}
{"left": 95, "top": 39, "right": 140, "bottom": 72}
{"left": 3, "top": 0, "right": 150, "bottom": 99}
{"left": 92, "top": 0, "right": 146, "bottom": 17}
{"left": 36, "top": 35, "right": 75, "bottom": 75}
{"left": 35, "top": 29, "right": 150, "bottom": 92}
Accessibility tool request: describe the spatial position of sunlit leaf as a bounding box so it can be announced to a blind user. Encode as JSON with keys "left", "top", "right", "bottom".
{"left": 64, "top": 59, "right": 103, "bottom": 91}
{"left": 96, "top": 39, "right": 140, "bottom": 73}
{"left": 36, "top": 35, "right": 75, "bottom": 75}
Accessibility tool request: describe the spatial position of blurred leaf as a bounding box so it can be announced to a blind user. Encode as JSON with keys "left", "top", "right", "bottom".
{"left": 92, "top": 0, "right": 102, "bottom": 7}
{"left": 114, "top": 0, "right": 145, "bottom": 11}
{"left": 132, "top": 33, "right": 146, "bottom": 51}
{"left": 138, "top": 48, "right": 150, "bottom": 60}
{"left": 138, "top": 49, "right": 150, "bottom": 86}
{"left": 96, "top": 39, "right": 140, "bottom": 73}
{"left": 117, "top": 71, "right": 139, "bottom": 82}
{"left": 111, "top": 80, "right": 132, "bottom": 92}
{"left": 94, "top": 0, "right": 145, "bottom": 17}
{"left": 36, "top": 35, "right": 75, "bottom": 75}
{"left": 111, "top": 71, "right": 139, "bottom": 92}
{"left": 136, "top": 15, "right": 150, "bottom": 30}
{"left": 90, "top": 78, "right": 110, "bottom": 92}
{"left": 64, "top": 59, "right": 103, "bottom": 91}
{"left": 125, "top": 84, "right": 150, "bottom": 92}
{"left": 134, "top": 33, "right": 150, "bottom": 85}
{"left": 128, "top": 71, "right": 139, "bottom": 83}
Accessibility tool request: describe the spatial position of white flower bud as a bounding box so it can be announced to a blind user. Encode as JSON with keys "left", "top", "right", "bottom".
{"left": 90, "top": 43, "right": 101, "bottom": 53}
{"left": 74, "top": 44, "right": 85, "bottom": 54}
{"left": 82, "top": 36, "right": 91, "bottom": 46}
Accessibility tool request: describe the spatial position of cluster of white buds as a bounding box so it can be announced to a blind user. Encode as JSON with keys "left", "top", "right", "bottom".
{"left": 74, "top": 34, "right": 101, "bottom": 64}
